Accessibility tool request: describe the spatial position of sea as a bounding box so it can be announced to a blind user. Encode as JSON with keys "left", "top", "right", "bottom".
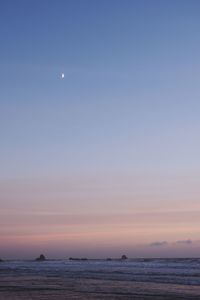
{"left": 0, "top": 258, "right": 200, "bottom": 299}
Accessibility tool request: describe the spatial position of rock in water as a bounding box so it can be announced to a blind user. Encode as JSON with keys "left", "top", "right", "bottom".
{"left": 35, "top": 254, "right": 46, "bottom": 261}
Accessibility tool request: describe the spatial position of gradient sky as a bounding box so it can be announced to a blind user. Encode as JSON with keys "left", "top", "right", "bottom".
{"left": 1, "top": 0, "right": 200, "bottom": 259}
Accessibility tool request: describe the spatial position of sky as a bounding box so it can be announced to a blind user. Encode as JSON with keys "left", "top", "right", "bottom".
{"left": 0, "top": 0, "right": 200, "bottom": 259}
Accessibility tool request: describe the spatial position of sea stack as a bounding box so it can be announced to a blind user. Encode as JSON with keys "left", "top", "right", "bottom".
{"left": 35, "top": 254, "right": 46, "bottom": 261}
{"left": 0, "top": 258, "right": 3, "bottom": 262}
{"left": 121, "top": 254, "right": 128, "bottom": 260}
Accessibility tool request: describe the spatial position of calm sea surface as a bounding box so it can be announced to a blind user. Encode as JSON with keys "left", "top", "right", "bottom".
{"left": 1, "top": 258, "right": 200, "bottom": 299}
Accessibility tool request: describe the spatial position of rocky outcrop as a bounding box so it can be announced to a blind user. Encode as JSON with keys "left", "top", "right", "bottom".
{"left": 121, "top": 254, "right": 128, "bottom": 260}
{"left": 35, "top": 254, "right": 46, "bottom": 261}
{"left": 69, "top": 257, "right": 88, "bottom": 261}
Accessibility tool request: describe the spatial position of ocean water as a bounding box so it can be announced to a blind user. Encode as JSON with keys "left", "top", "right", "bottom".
{"left": 0, "top": 258, "right": 200, "bottom": 299}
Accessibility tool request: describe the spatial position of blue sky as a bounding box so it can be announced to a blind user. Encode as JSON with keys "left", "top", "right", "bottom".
{"left": 0, "top": 0, "right": 200, "bottom": 257}
{"left": 1, "top": 1, "right": 200, "bottom": 176}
